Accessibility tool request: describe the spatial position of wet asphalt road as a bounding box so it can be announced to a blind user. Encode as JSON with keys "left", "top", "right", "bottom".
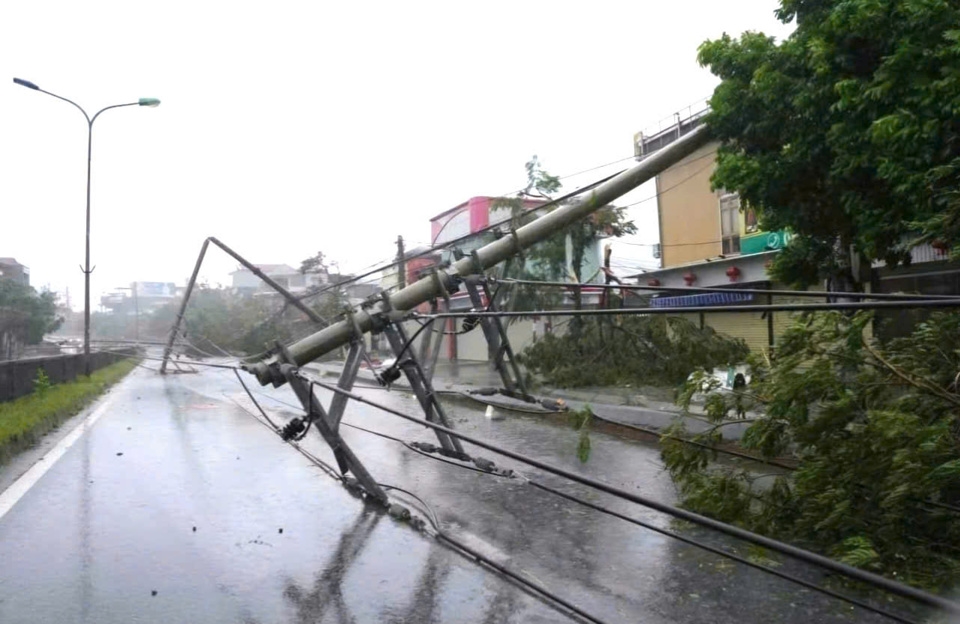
{"left": 0, "top": 364, "right": 929, "bottom": 623}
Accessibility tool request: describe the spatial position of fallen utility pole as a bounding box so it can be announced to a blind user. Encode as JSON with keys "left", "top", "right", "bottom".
{"left": 159, "top": 236, "right": 328, "bottom": 374}
{"left": 246, "top": 123, "right": 711, "bottom": 386}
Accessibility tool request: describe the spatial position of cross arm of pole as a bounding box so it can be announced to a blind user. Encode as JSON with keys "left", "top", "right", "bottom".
{"left": 244, "top": 124, "right": 712, "bottom": 386}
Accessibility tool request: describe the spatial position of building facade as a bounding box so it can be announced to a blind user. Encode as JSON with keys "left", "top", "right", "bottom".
{"left": 0, "top": 258, "right": 29, "bottom": 286}
{"left": 632, "top": 106, "right": 960, "bottom": 352}
{"left": 630, "top": 112, "right": 804, "bottom": 355}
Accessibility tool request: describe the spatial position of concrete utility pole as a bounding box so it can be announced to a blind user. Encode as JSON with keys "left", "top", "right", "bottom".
{"left": 396, "top": 235, "right": 406, "bottom": 289}
{"left": 246, "top": 124, "right": 711, "bottom": 386}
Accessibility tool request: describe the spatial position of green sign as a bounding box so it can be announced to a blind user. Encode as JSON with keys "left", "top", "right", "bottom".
{"left": 741, "top": 230, "right": 791, "bottom": 255}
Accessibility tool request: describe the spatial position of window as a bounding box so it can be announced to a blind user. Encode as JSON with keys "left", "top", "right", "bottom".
{"left": 745, "top": 206, "right": 759, "bottom": 234}
{"left": 719, "top": 193, "right": 741, "bottom": 255}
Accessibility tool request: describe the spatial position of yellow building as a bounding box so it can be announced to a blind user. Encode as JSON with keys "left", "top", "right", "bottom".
{"left": 630, "top": 112, "right": 806, "bottom": 355}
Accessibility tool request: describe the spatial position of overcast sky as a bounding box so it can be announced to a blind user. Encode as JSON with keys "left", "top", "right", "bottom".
{"left": 1, "top": 1, "right": 792, "bottom": 310}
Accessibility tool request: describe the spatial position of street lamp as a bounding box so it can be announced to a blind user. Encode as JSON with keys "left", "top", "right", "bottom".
{"left": 13, "top": 77, "right": 160, "bottom": 375}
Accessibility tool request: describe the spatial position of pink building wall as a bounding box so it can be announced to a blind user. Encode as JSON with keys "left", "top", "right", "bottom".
{"left": 430, "top": 196, "right": 544, "bottom": 245}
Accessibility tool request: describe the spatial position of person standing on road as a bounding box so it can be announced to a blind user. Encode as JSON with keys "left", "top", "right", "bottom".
{"left": 732, "top": 372, "right": 747, "bottom": 419}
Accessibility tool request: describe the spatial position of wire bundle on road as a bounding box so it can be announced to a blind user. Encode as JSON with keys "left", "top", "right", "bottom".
{"left": 207, "top": 357, "right": 951, "bottom": 623}
{"left": 122, "top": 348, "right": 959, "bottom": 622}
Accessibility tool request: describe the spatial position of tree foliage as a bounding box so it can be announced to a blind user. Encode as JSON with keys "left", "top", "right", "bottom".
{"left": 299, "top": 251, "right": 328, "bottom": 275}
{"left": 699, "top": 0, "right": 960, "bottom": 287}
{"left": 662, "top": 311, "right": 960, "bottom": 589}
{"left": 492, "top": 156, "right": 636, "bottom": 338}
{"left": 0, "top": 280, "right": 62, "bottom": 346}
{"left": 96, "top": 251, "right": 345, "bottom": 356}
{"left": 519, "top": 315, "right": 749, "bottom": 388}
{"left": 148, "top": 282, "right": 344, "bottom": 358}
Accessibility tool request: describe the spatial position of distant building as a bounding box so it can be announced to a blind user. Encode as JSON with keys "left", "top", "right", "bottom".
{"left": 101, "top": 282, "right": 178, "bottom": 315}
{"left": 231, "top": 263, "right": 380, "bottom": 307}
{"left": 231, "top": 264, "right": 304, "bottom": 292}
{"left": 0, "top": 258, "right": 29, "bottom": 286}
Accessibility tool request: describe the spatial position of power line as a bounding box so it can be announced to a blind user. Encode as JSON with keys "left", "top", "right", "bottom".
{"left": 232, "top": 150, "right": 710, "bottom": 324}
{"left": 494, "top": 278, "right": 960, "bottom": 301}
{"left": 418, "top": 297, "right": 960, "bottom": 319}
{"left": 226, "top": 378, "right": 607, "bottom": 624}
{"left": 621, "top": 239, "right": 719, "bottom": 248}
{"left": 429, "top": 153, "right": 638, "bottom": 243}
{"left": 620, "top": 151, "right": 718, "bottom": 209}
{"left": 135, "top": 353, "right": 241, "bottom": 371}
{"left": 525, "top": 480, "right": 918, "bottom": 624}
{"left": 289, "top": 168, "right": 628, "bottom": 305}
{"left": 222, "top": 361, "right": 929, "bottom": 620}
{"left": 301, "top": 376, "right": 960, "bottom": 615}
{"left": 241, "top": 382, "right": 910, "bottom": 621}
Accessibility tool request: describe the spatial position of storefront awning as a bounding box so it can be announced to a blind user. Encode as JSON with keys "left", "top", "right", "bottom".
{"left": 650, "top": 292, "right": 754, "bottom": 308}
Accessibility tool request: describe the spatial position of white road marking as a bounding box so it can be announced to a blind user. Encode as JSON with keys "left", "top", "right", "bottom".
{"left": 0, "top": 389, "right": 121, "bottom": 520}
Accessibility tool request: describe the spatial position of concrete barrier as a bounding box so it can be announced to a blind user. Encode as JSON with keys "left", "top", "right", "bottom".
{"left": 0, "top": 349, "right": 137, "bottom": 403}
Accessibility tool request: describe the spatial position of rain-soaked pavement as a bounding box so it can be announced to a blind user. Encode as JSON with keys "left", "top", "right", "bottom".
{"left": 0, "top": 362, "right": 931, "bottom": 623}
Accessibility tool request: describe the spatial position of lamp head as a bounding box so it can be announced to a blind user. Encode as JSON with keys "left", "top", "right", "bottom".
{"left": 138, "top": 98, "right": 161, "bottom": 108}
{"left": 13, "top": 77, "right": 40, "bottom": 90}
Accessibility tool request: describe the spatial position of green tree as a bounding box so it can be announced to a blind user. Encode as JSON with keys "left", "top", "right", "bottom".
{"left": 299, "top": 251, "right": 328, "bottom": 276}
{"left": 663, "top": 311, "right": 960, "bottom": 589}
{"left": 492, "top": 157, "right": 637, "bottom": 330}
{"left": 150, "top": 250, "right": 346, "bottom": 358}
{"left": 519, "top": 314, "right": 749, "bottom": 388}
{"left": 0, "top": 281, "right": 62, "bottom": 346}
{"left": 699, "top": 0, "right": 960, "bottom": 289}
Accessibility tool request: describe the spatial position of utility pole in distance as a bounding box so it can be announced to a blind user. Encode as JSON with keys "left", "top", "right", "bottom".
{"left": 396, "top": 235, "right": 406, "bottom": 290}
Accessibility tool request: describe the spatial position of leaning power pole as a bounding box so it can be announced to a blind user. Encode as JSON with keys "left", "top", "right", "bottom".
{"left": 396, "top": 235, "right": 406, "bottom": 289}
{"left": 228, "top": 124, "right": 711, "bottom": 511}
{"left": 245, "top": 124, "right": 710, "bottom": 387}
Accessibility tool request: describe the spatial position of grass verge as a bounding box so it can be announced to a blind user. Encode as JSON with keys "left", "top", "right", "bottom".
{"left": 0, "top": 358, "right": 139, "bottom": 466}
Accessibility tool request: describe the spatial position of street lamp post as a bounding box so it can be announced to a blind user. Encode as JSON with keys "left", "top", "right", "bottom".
{"left": 13, "top": 78, "right": 159, "bottom": 375}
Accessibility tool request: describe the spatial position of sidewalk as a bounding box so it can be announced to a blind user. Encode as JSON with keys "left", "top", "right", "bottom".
{"left": 305, "top": 360, "right": 754, "bottom": 441}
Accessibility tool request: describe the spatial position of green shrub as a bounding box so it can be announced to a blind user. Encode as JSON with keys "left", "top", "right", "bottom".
{"left": 0, "top": 359, "right": 137, "bottom": 465}
{"left": 662, "top": 311, "right": 960, "bottom": 590}
{"left": 32, "top": 368, "right": 52, "bottom": 397}
{"left": 519, "top": 315, "right": 749, "bottom": 388}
